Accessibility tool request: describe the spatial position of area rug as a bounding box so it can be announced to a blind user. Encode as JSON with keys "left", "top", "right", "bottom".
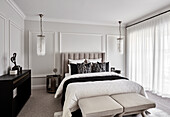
{"left": 54, "top": 108, "right": 170, "bottom": 117}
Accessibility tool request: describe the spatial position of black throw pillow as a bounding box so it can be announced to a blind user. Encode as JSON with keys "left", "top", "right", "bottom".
{"left": 105, "top": 62, "right": 109, "bottom": 72}
{"left": 70, "top": 63, "right": 78, "bottom": 75}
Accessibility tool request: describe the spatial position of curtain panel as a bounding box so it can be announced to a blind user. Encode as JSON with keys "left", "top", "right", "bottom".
{"left": 127, "top": 13, "right": 170, "bottom": 97}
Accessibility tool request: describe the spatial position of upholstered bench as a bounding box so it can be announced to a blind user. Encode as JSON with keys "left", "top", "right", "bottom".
{"left": 111, "top": 93, "right": 156, "bottom": 117}
{"left": 78, "top": 96, "right": 123, "bottom": 117}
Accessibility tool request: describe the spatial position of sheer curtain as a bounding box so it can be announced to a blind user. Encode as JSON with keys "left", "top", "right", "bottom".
{"left": 127, "top": 13, "right": 170, "bottom": 97}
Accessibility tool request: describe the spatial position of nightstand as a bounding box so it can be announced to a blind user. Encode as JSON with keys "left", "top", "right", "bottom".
{"left": 114, "top": 70, "right": 121, "bottom": 74}
{"left": 110, "top": 67, "right": 121, "bottom": 74}
{"left": 46, "top": 75, "right": 61, "bottom": 93}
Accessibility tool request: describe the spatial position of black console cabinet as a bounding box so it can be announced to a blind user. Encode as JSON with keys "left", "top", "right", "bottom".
{"left": 0, "top": 70, "right": 31, "bottom": 117}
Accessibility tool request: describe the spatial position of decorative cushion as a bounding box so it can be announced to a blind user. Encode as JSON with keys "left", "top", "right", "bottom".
{"left": 92, "top": 62, "right": 101, "bottom": 72}
{"left": 105, "top": 62, "right": 109, "bottom": 72}
{"left": 92, "top": 62, "right": 109, "bottom": 72}
{"left": 78, "top": 96, "right": 123, "bottom": 117}
{"left": 98, "top": 62, "right": 107, "bottom": 72}
{"left": 70, "top": 63, "right": 78, "bottom": 75}
{"left": 77, "top": 63, "right": 91, "bottom": 74}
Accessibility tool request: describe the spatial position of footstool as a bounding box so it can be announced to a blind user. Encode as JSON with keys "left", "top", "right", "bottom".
{"left": 78, "top": 96, "right": 123, "bottom": 117}
{"left": 111, "top": 93, "right": 156, "bottom": 117}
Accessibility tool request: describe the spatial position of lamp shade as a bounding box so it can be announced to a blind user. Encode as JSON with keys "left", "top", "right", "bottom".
{"left": 37, "top": 35, "right": 45, "bottom": 56}
{"left": 37, "top": 14, "right": 45, "bottom": 56}
{"left": 117, "top": 38, "right": 123, "bottom": 54}
{"left": 117, "top": 21, "right": 123, "bottom": 54}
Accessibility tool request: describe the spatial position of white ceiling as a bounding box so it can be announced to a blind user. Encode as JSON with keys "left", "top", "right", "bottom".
{"left": 13, "top": 0, "right": 170, "bottom": 26}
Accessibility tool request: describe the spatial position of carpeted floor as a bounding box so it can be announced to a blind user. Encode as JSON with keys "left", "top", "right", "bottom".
{"left": 18, "top": 89, "right": 170, "bottom": 117}
{"left": 18, "top": 89, "right": 62, "bottom": 117}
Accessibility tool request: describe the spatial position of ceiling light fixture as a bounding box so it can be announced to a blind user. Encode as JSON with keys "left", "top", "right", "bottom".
{"left": 37, "top": 14, "right": 45, "bottom": 56}
{"left": 117, "top": 21, "right": 123, "bottom": 54}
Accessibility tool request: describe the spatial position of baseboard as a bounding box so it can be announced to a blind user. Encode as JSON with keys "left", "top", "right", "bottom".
{"left": 31, "top": 84, "right": 46, "bottom": 89}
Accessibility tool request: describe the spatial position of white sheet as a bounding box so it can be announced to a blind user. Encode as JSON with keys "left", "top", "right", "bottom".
{"left": 54, "top": 72, "right": 147, "bottom": 117}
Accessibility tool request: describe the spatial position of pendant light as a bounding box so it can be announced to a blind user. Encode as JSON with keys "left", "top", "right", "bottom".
{"left": 37, "top": 14, "right": 45, "bottom": 56}
{"left": 117, "top": 21, "right": 123, "bottom": 54}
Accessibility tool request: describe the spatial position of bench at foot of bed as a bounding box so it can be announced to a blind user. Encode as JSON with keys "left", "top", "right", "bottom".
{"left": 111, "top": 93, "right": 156, "bottom": 117}
{"left": 78, "top": 93, "right": 156, "bottom": 117}
{"left": 78, "top": 96, "right": 123, "bottom": 117}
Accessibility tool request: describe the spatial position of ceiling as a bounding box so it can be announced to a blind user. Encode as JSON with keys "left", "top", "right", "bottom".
{"left": 13, "top": 0, "right": 170, "bottom": 26}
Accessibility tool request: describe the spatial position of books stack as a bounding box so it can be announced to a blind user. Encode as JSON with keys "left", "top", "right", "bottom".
{"left": 10, "top": 70, "right": 18, "bottom": 75}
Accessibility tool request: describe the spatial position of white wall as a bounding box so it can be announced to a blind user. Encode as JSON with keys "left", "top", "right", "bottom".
{"left": 24, "top": 20, "right": 125, "bottom": 88}
{"left": 0, "top": 0, "right": 24, "bottom": 75}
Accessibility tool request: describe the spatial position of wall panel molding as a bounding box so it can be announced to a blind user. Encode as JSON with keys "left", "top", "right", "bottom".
{"left": 59, "top": 32, "right": 105, "bottom": 53}
{"left": 9, "top": 20, "right": 24, "bottom": 68}
{"left": 6, "top": 0, "right": 25, "bottom": 19}
{"left": 29, "top": 31, "right": 56, "bottom": 77}
{"left": 106, "top": 34, "right": 125, "bottom": 75}
{"left": 0, "top": 14, "right": 6, "bottom": 75}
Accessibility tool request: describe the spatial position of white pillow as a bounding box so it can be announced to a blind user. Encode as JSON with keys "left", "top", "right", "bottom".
{"left": 68, "top": 64, "right": 71, "bottom": 75}
{"left": 86, "top": 58, "right": 102, "bottom": 63}
{"left": 69, "top": 59, "right": 85, "bottom": 64}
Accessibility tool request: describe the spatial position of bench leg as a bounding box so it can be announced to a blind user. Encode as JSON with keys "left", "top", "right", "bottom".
{"left": 141, "top": 111, "right": 146, "bottom": 117}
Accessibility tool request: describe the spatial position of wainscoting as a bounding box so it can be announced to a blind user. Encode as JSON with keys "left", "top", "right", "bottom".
{"left": 0, "top": 13, "right": 24, "bottom": 76}
{"left": 0, "top": 0, "right": 24, "bottom": 76}
{"left": 0, "top": 14, "right": 5, "bottom": 75}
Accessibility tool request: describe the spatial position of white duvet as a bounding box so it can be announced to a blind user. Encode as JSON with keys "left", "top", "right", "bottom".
{"left": 54, "top": 72, "right": 147, "bottom": 117}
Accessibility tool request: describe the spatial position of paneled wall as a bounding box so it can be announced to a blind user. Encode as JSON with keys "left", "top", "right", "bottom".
{"left": 25, "top": 20, "right": 125, "bottom": 88}
{"left": 29, "top": 32, "right": 55, "bottom": 77}
{"left": 0, "top": 0, "right": 24, "bottom": 76}
{"left": 0, "top": 15, "right": 5, "bottom": 75}
{"left": 60, "top": 32, "right": 105, "bottom": 52}
{"left": 106, "top": 35, "right": 125, "bottom": 74}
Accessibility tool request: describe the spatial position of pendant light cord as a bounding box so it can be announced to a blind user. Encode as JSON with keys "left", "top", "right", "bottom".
{"left": 119, "top": 21, "right": 122, "bottom": 39}
{"left": 39, "top": 14, "right": 43, "bottom": 36}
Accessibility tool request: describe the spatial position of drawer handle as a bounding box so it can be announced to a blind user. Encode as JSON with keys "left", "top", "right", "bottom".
{"left": 13, "top": 73, "right": 29, "bottom": 84}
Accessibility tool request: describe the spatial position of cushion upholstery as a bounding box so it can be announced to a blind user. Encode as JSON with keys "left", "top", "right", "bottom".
{"left": 111, "top": 93, "right": 156, "bottom": 113}
{"left": 78, "top": 96, "right": 123, "bottom": 117}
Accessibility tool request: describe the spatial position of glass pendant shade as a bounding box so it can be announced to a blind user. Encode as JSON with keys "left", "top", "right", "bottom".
{"left": 37, "top": 35, "right": 45, "bottom": 56}
{"left": 117, "top": 21, "right": 123, "bottom": 54}
{"left": 117, "top": 38, "right": 123, "bottom": 54}
{"left": 37, "top": 14, "right": 45, "bottom": 56}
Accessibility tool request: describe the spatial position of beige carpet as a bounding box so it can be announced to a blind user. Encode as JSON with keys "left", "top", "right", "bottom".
{"left": 18, "top": 89, "right": 62, "bottom": 117}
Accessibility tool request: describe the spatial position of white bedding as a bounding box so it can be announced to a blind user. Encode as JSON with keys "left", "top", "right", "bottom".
{"left": 54, "top": 72, "right": 147, "bottom": 117}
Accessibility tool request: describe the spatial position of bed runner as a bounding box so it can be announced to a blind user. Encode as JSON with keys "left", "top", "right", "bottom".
{"left": 61, "top": 75, "right": 128, "bottom": 106}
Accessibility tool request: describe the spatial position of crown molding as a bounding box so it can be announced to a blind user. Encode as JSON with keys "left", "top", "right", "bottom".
{"left": 25, "top": 16, "right": 123, "bottom": 27}
{"left": 6, "top": 0, "right": 26, "bottom": 19}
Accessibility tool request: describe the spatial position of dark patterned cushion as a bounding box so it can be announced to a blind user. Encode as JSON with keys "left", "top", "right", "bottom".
{"left": 92, "top": 62, "right": 109, "bottom": 72}
{"left": 98, "top": 62, "right": 106, "bottom": 72}
{"left": 92, "top": 63, "right": 102, "bottom": 72}
{"left": 77, "top": 63, "right": 92, "bottom": 74}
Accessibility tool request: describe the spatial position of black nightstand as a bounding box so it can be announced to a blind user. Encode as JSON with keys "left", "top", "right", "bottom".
{"left": 46, "top": 75, "right": 61, "bottom": 93}
{"left": 114, "top": 70, "right": 121, "bottom": 74}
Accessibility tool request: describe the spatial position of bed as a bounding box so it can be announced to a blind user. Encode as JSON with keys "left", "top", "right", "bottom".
{"left": 55, "top": 52, "right": 146, "bottom": 117}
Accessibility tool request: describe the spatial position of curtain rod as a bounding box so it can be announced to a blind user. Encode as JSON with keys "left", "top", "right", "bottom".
{"left": 126, "top": 9, "right": 170, "bottom": 28}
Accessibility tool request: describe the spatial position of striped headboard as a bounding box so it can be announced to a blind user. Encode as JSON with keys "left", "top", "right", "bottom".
{"left": 61, "top": 52, "right": 105, "bottom": 79}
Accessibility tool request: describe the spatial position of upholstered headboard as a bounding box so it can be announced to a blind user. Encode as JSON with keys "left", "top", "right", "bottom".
{"left": 61, "top": 52, "right": 105, "bottom": 79}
